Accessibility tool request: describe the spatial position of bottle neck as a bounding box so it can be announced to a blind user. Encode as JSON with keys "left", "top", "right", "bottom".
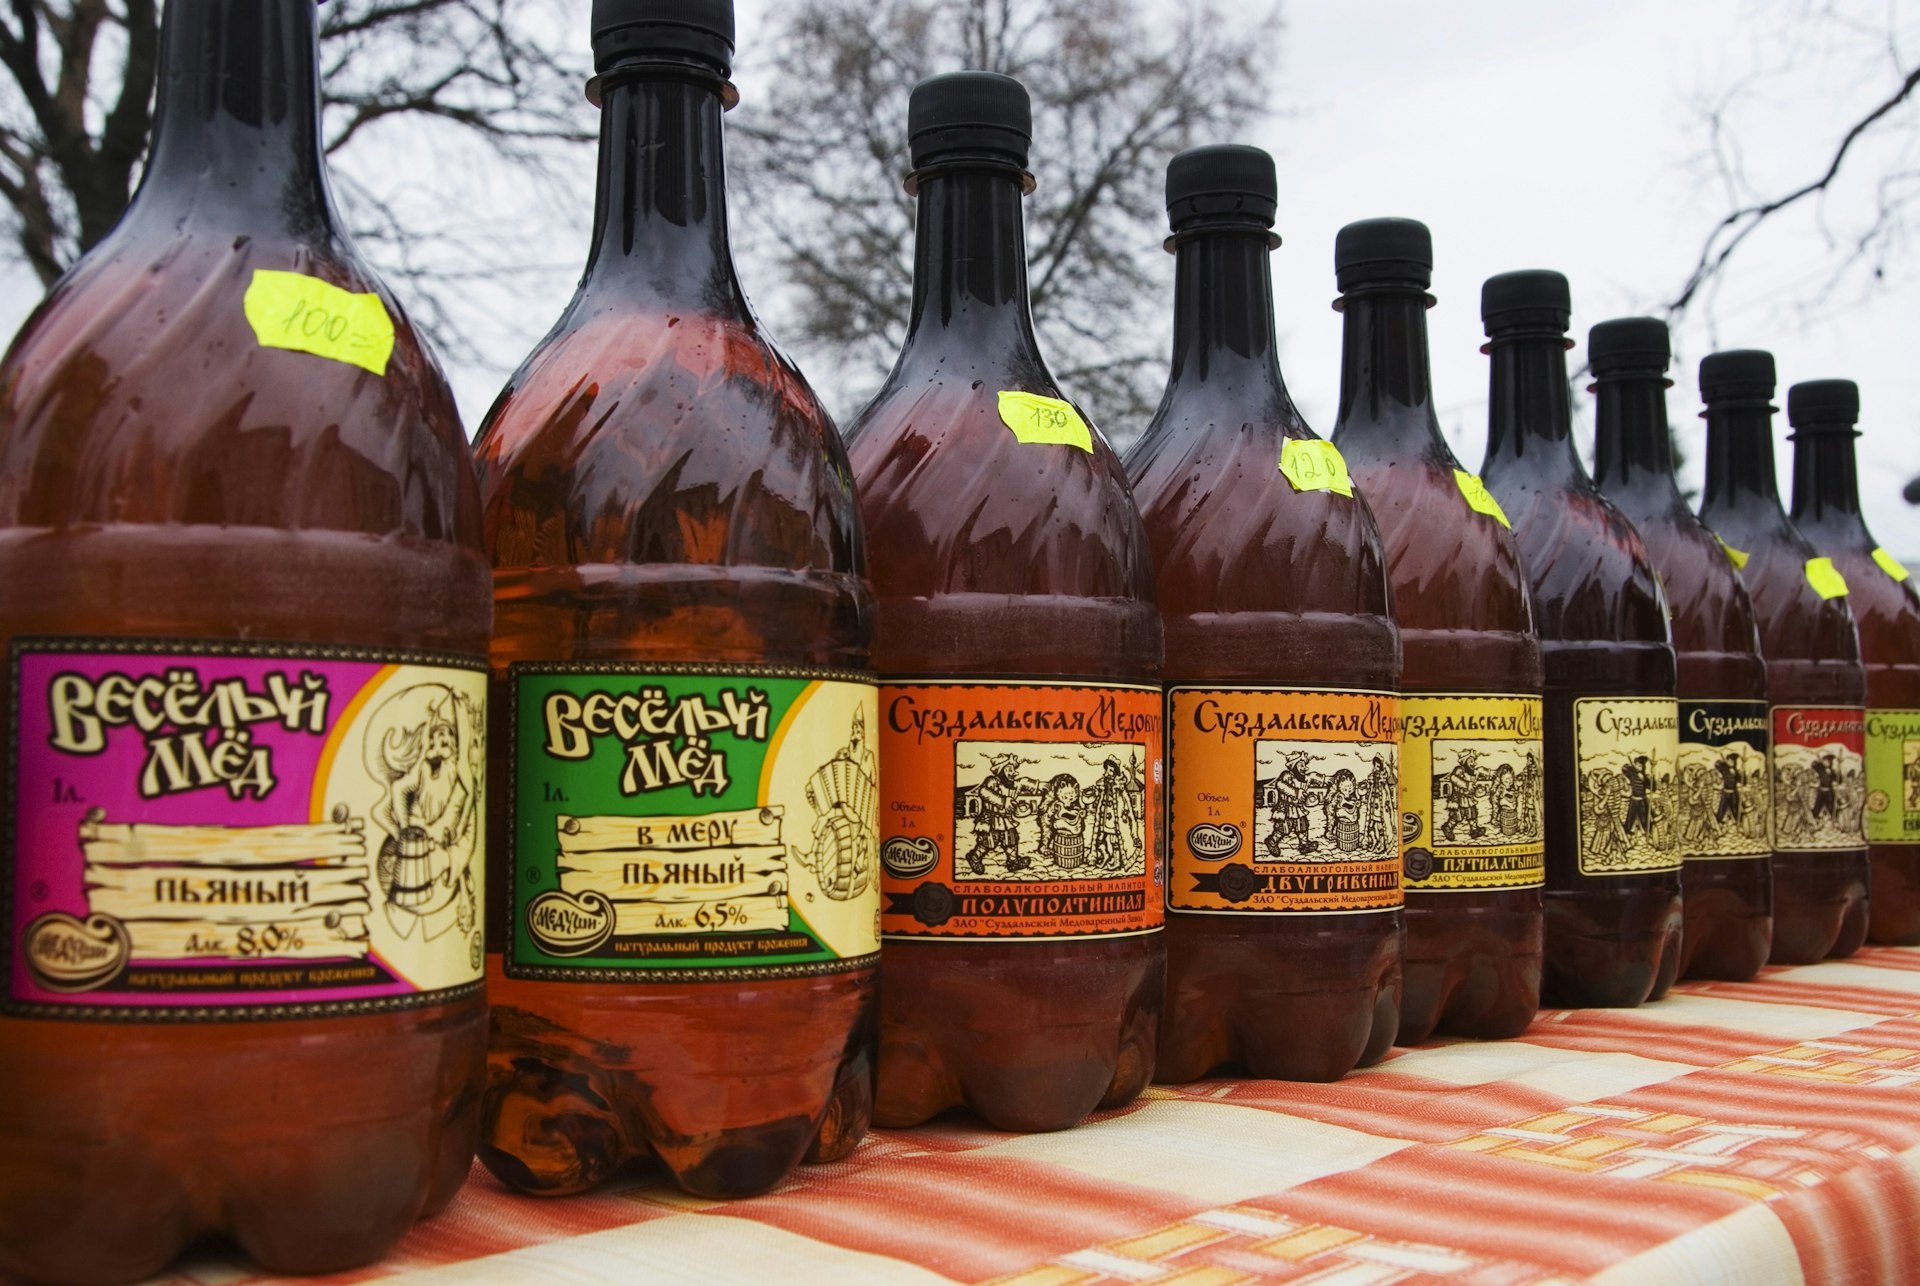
{"left": 899, "top": 164, "right": 1039, "bottom": 361}
{"left": 1164, "top": 227, "right": 1285, "bottom": 396}
{"left": 1482, "top": 331, "right": 1579, "bottom": 477}
{"left": 580, "top": 69, "right": 740, "bottom": 306}
{"left": 1789, "top": 429, "right": 1870, "bottom": 539}
{"left": 1333, "top": 286, "right": 1442, "bottom": 449}
{"left": 1590, "top": 369, "right": 1684, "bottom": 508}
{"left": 130, "top": 0, "right": 333, "bottom": 235}
{"left": 1699, "top": 403, "right": 1783, "bottom": 518}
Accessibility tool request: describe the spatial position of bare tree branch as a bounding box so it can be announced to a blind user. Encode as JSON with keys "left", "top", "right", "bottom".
{"left": 730, "top": 0, "right": 1278, "bottom": 434}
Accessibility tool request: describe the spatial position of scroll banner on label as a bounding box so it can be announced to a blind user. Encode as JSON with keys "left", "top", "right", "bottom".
{"left": 996, "top": 391, "right": 1093, "bottom": 452}
{"left": 1719, "top": 538, "right": 1750, "bottom": 569}
{"left": 1805, "top": 557, "right": 1850, "bottom": 600}
{"left": 243, "top": 269, "right": 396, "bottom": 376}
{"left": 1873, "top": 547, "right": 1911, "bottom": 583}
{"left": 1452, "top": 470, "right": 1511, "bottom": 528}
{"left": 1279, "top": 439, "right": 1354, "bottom": 497}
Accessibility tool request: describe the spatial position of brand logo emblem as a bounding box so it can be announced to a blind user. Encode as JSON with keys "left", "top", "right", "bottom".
{"left": 1185, "top": 822, "right": 1242, "bottom": 860}
{"left": 22, "top": 912, "right": 130, "bottom": 993}
{"left": 524, "top": 889, "right": 616, "bottom": 956}
{"left": 881, "top": 835, "right": 940, "bottom": 878}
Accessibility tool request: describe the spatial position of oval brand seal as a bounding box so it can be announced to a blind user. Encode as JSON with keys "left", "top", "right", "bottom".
{"left": 881, "top": 835, "right": 940, "bottom": 879}
{"left": 524, "top": 889, "right": 616, "bottom": 957}
{"left": 1404, "top": 847, "right": 1435, "bottom": 881}
{"left": 1185, "top": 822, "right": 1243, "bottom": 861}
{"left": 23, "top": 912, "right": 130, "bottom": 993}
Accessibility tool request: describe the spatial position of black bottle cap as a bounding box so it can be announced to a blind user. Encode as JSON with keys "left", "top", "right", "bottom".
{"left": 1588, "top": 317, "right": 1670, "bottom": 375}
{"left": 1699, "top": 349, "right": 1775, "bottom": 405}
{"left": 1481, "top": 270, "right": 1570, "bottom": 336}
{"left": 591, "top": 0, "right": 733, "bottom": 76}
{"left": 1787, "top": 379, "right": 1860, "bottom": 433}
{"left": 1334, "top": 217, "right": 1431, "bottom": 291}
{"left": 908, "top": 72, "right": 1031, "bottom": 170}
{"left": 1166, "top": 145, "right": 1277, "bottom": 229}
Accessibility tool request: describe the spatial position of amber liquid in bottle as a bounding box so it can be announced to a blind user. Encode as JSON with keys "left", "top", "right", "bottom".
{"left": 1788, "top": 397, "right": 1919, "bottom": 944}
{"left": 1479, "top": 282, "right": 1683, "bottom": 1008}
{"left": 472, "top": 41, "right": 876, "bottom": 1195}
{"left": 1698, "top": 367, "right": 1868, "bottom": 963}
{"left": 0, "top": 4, "right": 488, "bottom": 1281}
{"left": 1130, "top": 183, "right": 1403, "bottom": 1080}
{"left": 851, "top": 104, "right": 1164, "bottom": 1131}
{"left": 1330, "top": 243, "right": 1541, "bottom": 1045}
{"left": 1590, "top": 336, "right": 1771, "bottom": 981}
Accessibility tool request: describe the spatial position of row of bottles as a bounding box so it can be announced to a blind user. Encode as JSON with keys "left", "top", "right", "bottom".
{"left": 5, "top": 2, "right": 1918, "bottom": 1282}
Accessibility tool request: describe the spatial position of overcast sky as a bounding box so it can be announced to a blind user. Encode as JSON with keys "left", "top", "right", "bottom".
{"left": 3, "top": 0, "right": 1916, "bottom": 557}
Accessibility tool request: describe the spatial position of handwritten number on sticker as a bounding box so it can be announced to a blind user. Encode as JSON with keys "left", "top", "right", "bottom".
{"left": 242, "top": 269, "right": 396, "bottom": 376}
{"left": 1873, "top": 547, "right": 1911, "bottom": 583}
{"left": 1805, "top": 556, "right": 1849, "bottom": 600}
{"left": 1452, "top": 470, "right": 1510, "bottom": 528}
{"left": 996, "top": 390, "right": 1093, "bottom": 452}
{"left": 1278, "top": 439, "right": 1354, "bottom": 497}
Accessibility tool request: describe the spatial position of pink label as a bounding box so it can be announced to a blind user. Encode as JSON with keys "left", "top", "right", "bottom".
{"left": 6, "top": 640, "right": 488, "bottom": 1020}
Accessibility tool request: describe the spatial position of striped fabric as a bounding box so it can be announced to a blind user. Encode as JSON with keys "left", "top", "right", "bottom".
{"left": 148, "top": 947, "right": 1920, "bottom": 1285}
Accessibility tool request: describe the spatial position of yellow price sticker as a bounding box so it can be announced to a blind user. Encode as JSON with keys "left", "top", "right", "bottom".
{"left": 1452, "top": 470, "right": 1511, "bottom": 528}
{"left": 1873, "top": 547, "right": 1911, "bottom": 582}
{"left": 996, "top": 390, "right": 1093, "bottom": 452}
{"left": 1278, "top": 438, "right": 1354, "bottom": 497}
{"left": 1805, "top": 556, "right": 1849, "bottom": 600}
{"left": 1718, "top": 538, "right": 1750, "bottom": 570}
{"left": 243, "top": 269, "right": 396, "bottom": 376}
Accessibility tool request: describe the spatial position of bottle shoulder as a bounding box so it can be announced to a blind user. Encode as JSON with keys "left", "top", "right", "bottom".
{"left": 0, "top": 222, "right": 478, "bottom": 549}
{"left": 1817, "top": 541, "right": 1920, "bottom": 659}
{"left": 847, "top": 377, "right": 1154, "bottom": 605}
{"left": 475, "top": 302, "right": 862, "bottom": 578}
{"left": 1342, "top": 446, "right": 1536, "bottom": 636}
{"left": 1493, "top": 472, "right": 1670, "bottom": 645}
{"left": 1126, "top": 410, "right": 1391, "bottom": 622}
{"left": 1630, "top": 509, "right": 1763, "bottom": 658}
{"left": 1724, "top": 525, "right": 1862, "bottom": 664}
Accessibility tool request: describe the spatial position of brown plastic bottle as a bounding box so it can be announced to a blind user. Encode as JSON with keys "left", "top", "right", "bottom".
{"left": 1589, "top": 319, "right": 1772, "bottom": 981}
{"left": 1477, "top": 273, "right": 1684, "bottom": 1009}
{"left": 1132, "top": 151, "right": 1402, "bottom": 1082}
{"left": 472, "top": 2, "right": 878, "bottom": 1197}
{"left": 0, "top": 3, "right": 489, "bottom": 1282}
{"left": 1697, "top": 352, "right": 1869, "bottom": 963}
{"left": 1329, "top": 218, "right": 1542, "bottom": 1045}
{"left": 1786, "top": 380, "right": 1919, "bottom": 944}
{"left": 852, "top": 73, "right": 1164, "bottom": 1131}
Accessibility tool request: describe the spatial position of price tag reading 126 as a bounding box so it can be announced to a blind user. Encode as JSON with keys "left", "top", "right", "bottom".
{"left": 1278, "top": 438, "right": 1353, "bottom": 497}
{"left": 243, "top": 269, "right": 397, "bottom": 376}
{"left": 996, "top": 391, "right": 1094, "bottom": 452}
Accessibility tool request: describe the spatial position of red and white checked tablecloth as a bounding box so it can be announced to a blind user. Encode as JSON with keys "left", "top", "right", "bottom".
{"left": 149, "top": 947, "right": 1920, "bottom": 1285}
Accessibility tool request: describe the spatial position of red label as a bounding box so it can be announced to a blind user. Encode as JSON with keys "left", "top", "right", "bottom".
{"left": 1769, "top": 705, "right": 1866, "bottom": 852}
{"left": 877, "top": 681, "right": 1163, "bottom": 940}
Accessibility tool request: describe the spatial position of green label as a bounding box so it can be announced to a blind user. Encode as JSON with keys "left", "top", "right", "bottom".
{"left": 505, "top": 664, "right": 880, "bottom": 981}
{"left": 1865, "top": 708, "right": 1920, "bottom": 845}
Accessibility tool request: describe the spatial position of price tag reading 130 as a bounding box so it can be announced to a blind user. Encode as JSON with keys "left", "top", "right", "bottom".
{"left": 996, "top": 391, "right": 1094, "bottom": 452}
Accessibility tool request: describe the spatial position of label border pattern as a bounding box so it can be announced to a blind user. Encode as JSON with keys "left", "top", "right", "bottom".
{"left": 878, "top": 675, "right": 1164, "bottom": 943}
{"left": 503, "top": 659, "right": 881, "bottom": 983}
{"left": 4, "top": 636, "right": 489, "bottom": 1024}
{"left": 1399, "top": 689, "right": 1546, "bottom": 894}
{"left": 1571, "top": 694, "right": 1685, "bottom": 878}
{"left": 1166, "top": 683, "right": 1402, "bottom": 919}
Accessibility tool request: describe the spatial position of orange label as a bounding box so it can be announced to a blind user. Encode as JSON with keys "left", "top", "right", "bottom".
{"left": 1167, "top": 687, "right": 1401, "bottom": 914}
{"left": 878, "top": 681, "right": 1163, "bottom": 940}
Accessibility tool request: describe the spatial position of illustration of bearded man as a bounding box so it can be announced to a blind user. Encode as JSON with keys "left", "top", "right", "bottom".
{"left": 368, "top": 686, "right": 480, "bottom": 940}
